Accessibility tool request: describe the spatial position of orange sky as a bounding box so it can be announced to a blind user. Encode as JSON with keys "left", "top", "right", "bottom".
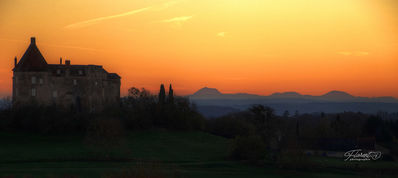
{"left": 0, "top": 0, "right": 397, "bottom": 97}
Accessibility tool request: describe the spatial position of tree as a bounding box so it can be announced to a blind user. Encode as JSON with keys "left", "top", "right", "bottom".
{"left": 294, "top": 110, "right": 300, "bottom": 118}
{"left": 168, "top": 84, "right": 174, "bottom": 104}
{"left": 249, "top": 105, "right": 275, "bottom": 128}
{"left": 283, "top": 110, "right": 290, "bottom": 118}
{"left": 249, "top": 105, "right": 278, "bottom": 144}
{"left": 128, "top": 87, "right": 140, "bottom": 100}
{"left": 158, "top": 84, "right": 166, "bottom": 104}
{"left": 124, "top": 87, "right": 156, "bottom": 129}
{"left": 321, "top": 112, "right": 325, "bottom": 118}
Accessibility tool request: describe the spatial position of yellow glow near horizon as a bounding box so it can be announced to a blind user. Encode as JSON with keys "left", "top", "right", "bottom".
{"left": 0, "top": 0, "right": 397, "bottom": 97}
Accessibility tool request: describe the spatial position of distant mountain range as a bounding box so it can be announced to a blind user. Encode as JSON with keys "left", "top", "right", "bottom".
{"left": 189, "top": 87, "right": 398, "bottom": 118}
{"left": 191, "top": 87, "right": 398, "bottom": 103}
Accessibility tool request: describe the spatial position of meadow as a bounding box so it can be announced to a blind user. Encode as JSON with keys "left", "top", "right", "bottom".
{"left": 1, "top": 130, "right": 396, "bottom": 178}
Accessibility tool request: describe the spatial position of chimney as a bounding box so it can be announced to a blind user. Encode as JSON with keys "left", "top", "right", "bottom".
{"left": 60, "top": 57, "right": 63, "bottom": 64}
{"left": 30, "top": 37, "right": 36, "bottom": 45}
{"left": 14, "top": 57, "right": 17, "bottom": 67}
{"left": 65, "top": 60, "right": 70, "bottom": 66}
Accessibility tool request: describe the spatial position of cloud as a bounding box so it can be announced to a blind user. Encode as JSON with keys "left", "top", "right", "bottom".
{"left": 160, "top": 16, "right": 193, "bottom": 23}
{"left": 65, "top": 7, "right": 151, "bottom": 29}
{"left": 338, "top": 51, "right": 369, "bottom": 56}
{"left": 42, "top": 44, "right": 99, "bottom": 51}
{"left": 355, "top": 51, "right": 369, "bottom": 56}
{"left": 65, "top": 1, "right": 182, "bottom": 30}
{"left": 157, "top": 16, "right": 193, "bottom": 28}
{"left": 153, "top": 0, "right": 181, "bottom": 11}
{"left": 338, "top": 51, "right": 352, "bottom": 56}
{"left": 217, "top": 32, "right": 226, "bottom": 37}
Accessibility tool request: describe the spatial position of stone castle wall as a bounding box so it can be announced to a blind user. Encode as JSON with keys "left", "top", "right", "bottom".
{"left": 13, "top": 65, "right": 120, "bottom": 112}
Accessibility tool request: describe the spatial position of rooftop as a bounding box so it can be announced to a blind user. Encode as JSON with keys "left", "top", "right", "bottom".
{"left": 13, "top": 37, "right": 47, "bottom": 72}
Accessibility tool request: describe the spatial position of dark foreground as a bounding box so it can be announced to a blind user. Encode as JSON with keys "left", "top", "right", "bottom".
{"left": 1, "top": 130, "right": 397, "bottom": 178}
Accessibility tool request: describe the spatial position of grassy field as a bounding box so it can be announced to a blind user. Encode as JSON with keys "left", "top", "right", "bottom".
{"left": 0, "top": 130, "right": 396, "bottom": 178}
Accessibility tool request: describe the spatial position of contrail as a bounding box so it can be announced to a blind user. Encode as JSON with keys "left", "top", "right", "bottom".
{"left": 65, "top": 7, "right": 151, "bottom": 29}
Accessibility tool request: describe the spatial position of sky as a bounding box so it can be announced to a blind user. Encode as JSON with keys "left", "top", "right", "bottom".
{"left": 0, "top": 0, "right": 397, "bottom": 97}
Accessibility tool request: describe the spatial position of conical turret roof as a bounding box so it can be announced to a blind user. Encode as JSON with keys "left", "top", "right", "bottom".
{"left": 14, "top": 37, "right": 47, "bottom": 71}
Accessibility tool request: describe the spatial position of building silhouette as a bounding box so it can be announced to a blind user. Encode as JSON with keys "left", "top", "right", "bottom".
{"left": 12, "top": 37, "right": 121, "bottom": 112}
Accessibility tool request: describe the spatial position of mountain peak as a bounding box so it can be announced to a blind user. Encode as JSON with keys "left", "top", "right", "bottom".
{"left": 321, "top": 90, "right": 354, "bottom": 100}
{"left": 323, "top": 90, "right": 352, "bottom": 96}
{"left": 192, "top": 87, "right": 222, "bottom": 98}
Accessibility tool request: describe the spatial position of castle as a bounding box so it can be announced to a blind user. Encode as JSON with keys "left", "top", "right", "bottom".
{"left": 12, "top": 37, "right": 121, "bottom": 112}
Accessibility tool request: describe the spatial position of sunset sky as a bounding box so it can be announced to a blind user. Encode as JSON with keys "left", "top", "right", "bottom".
{"left": 0, "top": 0, "right": 397, "bottom": 97}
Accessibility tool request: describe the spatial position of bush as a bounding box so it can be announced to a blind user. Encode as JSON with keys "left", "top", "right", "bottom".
{"left": 207, "top": 116, "right": 255, "bottom": 138}
{"left": 230, "top": 135, "right": 267, "bottom": 162}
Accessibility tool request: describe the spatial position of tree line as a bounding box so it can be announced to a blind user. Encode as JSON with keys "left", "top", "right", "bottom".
{"left": 0, "top": 85, "right": 397, "bottom": 165}
{"left": 0, "top": 84, "right": 205, "bottom": 134}
{"left": 207, "top": 106, "right": 398, "bottom": 166}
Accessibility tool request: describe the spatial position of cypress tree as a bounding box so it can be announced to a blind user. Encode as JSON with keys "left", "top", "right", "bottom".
{"left": 159, "top": 84, "right": 166, "bottom": 104}
{"left": 168, "top": 84, "right": 174, "bottom": 104}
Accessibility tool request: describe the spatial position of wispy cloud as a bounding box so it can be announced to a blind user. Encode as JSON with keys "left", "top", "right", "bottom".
{"left": 65, "top": 7, "right": 151, "bottom": 29}
{"left": 338, "top": 51, "right": 352, "bottom": 56}
{"left": 355, "top": 51, "right": 369, "bottom": 56}
{"left": 157, "top": 16, "right": 193, "bottom": 28}
{"left": 160, "top": 16, "right": 193, "bottom": 23}
{"left": 217, "top": 32, "right": 226, "bottom": 37}
{"left": 65, "top": 1, "right": 182, "bottom": 30}
{"left": 153, "top": 0, "right": 181, "bottom": 11}
{"left": 338, "top": 51, "right": 369, "bottom": 56}
{"left": 42, "top": 44, "right": 99, "bottom": 51}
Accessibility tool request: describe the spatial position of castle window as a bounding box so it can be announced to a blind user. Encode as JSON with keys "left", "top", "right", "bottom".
{"left": 31, "top": 76, "right": 36, "bottom": 84}
{"left": 73, "top": 79, "right": 77, "bottom": 85}
{"left": 52, "top": 91, "right": 58, "bottom": 98}
{"left": 95, "top": 81, "right": 98, "bottom": 86}
{"left": 57, "top": 69, "right": 61, "bottom": 75}
{"left": 78, "top": 70, "right": 83, "bottom": 75}
{"left": 39, "top": 78, "right": 43, "bottom": 85}
{"left": 31, "top": 88, "right": 36, "bottom": 97}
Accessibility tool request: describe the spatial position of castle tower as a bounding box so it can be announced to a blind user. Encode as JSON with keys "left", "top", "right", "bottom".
{"left": 13, "top": 37, "right": 48, "bottom": 72}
